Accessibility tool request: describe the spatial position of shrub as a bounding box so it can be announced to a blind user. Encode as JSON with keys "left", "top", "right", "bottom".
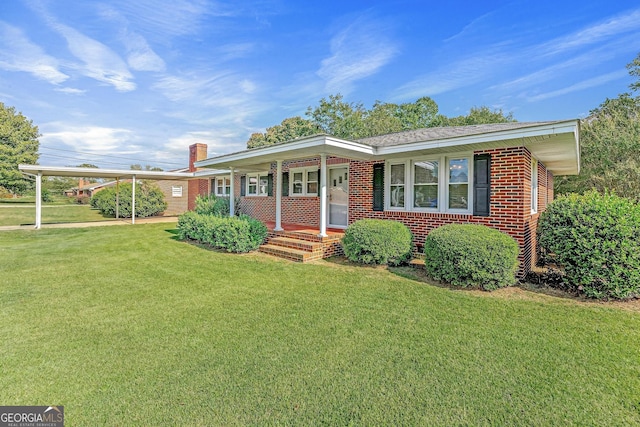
{"left": 423, "top": 224, "right": 519, "bottom": 291}
{"left": 90, "top": 182, "right": 167, "bottom": 218}
{"left": 342, "top": 219, "right": 413, "bottom": 266}
{"left": 537, "top": 191, "right": 640, "bottom": 299}
{"left": 195, "top": 194, "right": 230, "bottom": 217}
{"left": 176, "top": 212, "right": 267, "bottom": 253}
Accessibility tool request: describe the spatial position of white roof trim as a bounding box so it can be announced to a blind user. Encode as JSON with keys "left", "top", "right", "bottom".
{"left": 19, "top": 164, "right": 229, "bottom": 180}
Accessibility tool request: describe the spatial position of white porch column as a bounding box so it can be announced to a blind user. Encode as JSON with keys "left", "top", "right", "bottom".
{"left": 115, "top": 178, "right": 120, "bottom": 219}
{"left": 274, "top": 160, "right": 283, "bottom": 231}
{"left": 131, "top": 175, "right": 136, "bottom": 224}
{"left": 229, "top": 167, "right": 235, "bottom": 217}
{"left": 318, "top": 153, "right": 328, "bottom": 237}
{"left": 35, "top": 172, "right": 42, "bottom": 229}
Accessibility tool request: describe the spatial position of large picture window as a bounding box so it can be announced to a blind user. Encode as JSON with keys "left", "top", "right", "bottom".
{"left": 413, "top": 160, "right": 438, "bottom": 209}
{"left": 289, "top": 167, "right": 318, "bottom": 196}
{"left": 386, "top": 154, "right": 472, "bottom": 213}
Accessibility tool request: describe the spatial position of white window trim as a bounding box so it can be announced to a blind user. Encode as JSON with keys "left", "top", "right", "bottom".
{"left": 289, "top": 166, "right": 318, "bottom": 197}
{"left": 531, "top": 158, "right": 538, "bottom": 214}
{"left": 213, "top": 176, "right": 231, "bottom": 197}
{"left": 385, "top": 153, "right": 473, "bottom": 214}
{"left": 246, "top": 171, "right": 269, "bottom": 197}
{"left": 171, "top": 185, "right": 183, "bottom": 197}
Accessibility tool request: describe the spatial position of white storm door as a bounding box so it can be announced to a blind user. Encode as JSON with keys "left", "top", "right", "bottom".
{"left": 328, "top": 167, "right": 348, "bottom": 227}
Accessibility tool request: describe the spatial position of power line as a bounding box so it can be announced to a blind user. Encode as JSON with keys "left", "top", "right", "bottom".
{"left": 39, "top": 145, "right": 186, "bottom": 167}
{"left": 38, "top": 152, "right": 152, "bottom": 168}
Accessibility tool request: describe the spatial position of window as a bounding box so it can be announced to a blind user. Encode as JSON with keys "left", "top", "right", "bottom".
{"left": 531, "top": 159, "right": 538, "bottom": 213}
{"left": 385, "top": 154, "right": 472, "bottom": 213}
{"left": 247, "top": 172, "right": 269, "bottom": 196}
{"left": 213, "top": 177, "right": 231, "bottom": 196}
{"left": 448, "top": 158, "right": 469, "bottom": 210}
{"left": 289, "top": 167, "right": 318, "bottom": 196}
{"left": 389, "top": 163, "right": 405, "bottom": 208}
{"left": 413, "top": 160, "right": 438, "bottom": 209}
{"left": 171, "top": 185, "right": 183, "bottom": 197}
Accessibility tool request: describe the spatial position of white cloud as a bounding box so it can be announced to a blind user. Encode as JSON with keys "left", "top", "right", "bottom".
{"left": 54, "top": 87, "right": 86, "bottom": 95}
{"left": 0, "top": 21, "right": 68, "bottom": 84}
{"left": 111, "top": 0, "right": 220, "bottom": 37}
{"left": 40, "top": 124, "right": 134, "bottom": 153}
{"left": 526, "top": 70, "right": 629, "bottom": 102}
{"left": 317, "top": 15, "right": 398, "bottom": 94}
{"left": 53, "top": 24, "right": 135, "bottom": 92}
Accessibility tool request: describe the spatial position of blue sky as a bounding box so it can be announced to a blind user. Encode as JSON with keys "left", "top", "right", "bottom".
{"left": 1, "top": 0, "right": 639, "bottom": 169}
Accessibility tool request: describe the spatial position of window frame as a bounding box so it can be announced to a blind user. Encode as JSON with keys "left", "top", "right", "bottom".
{"left": 289, "top": 167, "right": 319, "bottom": 197}
{"left": 213, "top": 176, "right": 231, "bottom": 197}
{"left": 246, "top": 171, "right": 269, "bottom": 197}
{"left": 385, "top": 153, "right": 473, "bottom": 214}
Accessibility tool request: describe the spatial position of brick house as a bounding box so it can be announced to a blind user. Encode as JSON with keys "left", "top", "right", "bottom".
{"left": 194, "top": 121, "right": 580, "bottom": 274}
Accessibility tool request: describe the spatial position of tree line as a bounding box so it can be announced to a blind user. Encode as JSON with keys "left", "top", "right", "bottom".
{"left": 1, "top": 53, "right": 639, "bottom": 201}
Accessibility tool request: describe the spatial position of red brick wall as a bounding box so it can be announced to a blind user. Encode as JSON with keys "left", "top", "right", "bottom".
{"left": 234, "top": 149, "right": 553, "bottom": 276}
{"left": 349, "top": 147, "right": 551, "bottom": 276}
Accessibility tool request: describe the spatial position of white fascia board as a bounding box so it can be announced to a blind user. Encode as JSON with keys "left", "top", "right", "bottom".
{"left": 18, "top": 165, "right": 195, "bottom": 180}
{"left": 375, "top": 120, "right": 579, "bottom": 156}
{"left": 195, "top": 135, "right": 374, "bottom": 168}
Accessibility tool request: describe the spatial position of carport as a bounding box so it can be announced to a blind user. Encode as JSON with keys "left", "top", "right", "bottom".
{"left": 18, "top": 164, "right": 224, "bottom": 229}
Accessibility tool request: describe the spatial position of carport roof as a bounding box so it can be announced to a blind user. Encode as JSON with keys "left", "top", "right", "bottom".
{"left": 19, "top": 164, "right": 228, "bottom": 180}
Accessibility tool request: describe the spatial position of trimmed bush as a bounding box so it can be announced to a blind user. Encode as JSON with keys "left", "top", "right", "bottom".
{"left": 176, "top": 212, "right": 267, "bottom": 253}
{"left": 90, "top": 182, "right": 167, "bottom": 218}
{"left": 194, "top": 194, "right": 230, "bottom": 217}
{"left": 342, "top": 219, "right": 413, "bottom": 266}
{"left": 538, "top": 191, "right": 640, "bottom": 299}
{"left": 424, "top": 224, "right": 519, "bottom": 290}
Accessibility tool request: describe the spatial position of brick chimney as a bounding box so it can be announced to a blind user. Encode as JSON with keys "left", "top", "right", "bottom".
{"left": 188, "top": 143, "right": 209, "bottom": 210}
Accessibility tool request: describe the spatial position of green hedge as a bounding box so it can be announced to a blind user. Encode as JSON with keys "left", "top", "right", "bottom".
{"left": 537, "top": 191, "right": 640, "bottom": 299}
{"left": 90, "top": 182, "right": 167, "bottom": 218}
{"left": 177, "top": 212, "right": 267, "bottom": 253}
{"left": 342, "top": 219, "right": 413, "bottom": 266}
{"left": 424, "top": 224, "right": 519, "bottom": 290}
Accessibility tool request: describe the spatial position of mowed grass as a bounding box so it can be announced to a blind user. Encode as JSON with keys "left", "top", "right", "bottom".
{"left": 0, "top": 203, "right": 112, "bottom": 226}
{"left": 1, "top": 224, "right": 639, "bottom": 425}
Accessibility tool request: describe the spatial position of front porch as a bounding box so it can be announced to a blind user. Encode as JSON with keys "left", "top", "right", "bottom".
{"left": 260, "top": 222, "right": 345, "bottom": 262}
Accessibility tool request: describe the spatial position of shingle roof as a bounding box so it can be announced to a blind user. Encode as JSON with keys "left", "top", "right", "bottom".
{"left": 355, "top": 121, "right": 565, "bottom": 147}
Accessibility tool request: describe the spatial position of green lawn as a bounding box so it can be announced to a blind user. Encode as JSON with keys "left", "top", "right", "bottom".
{"left": 0, "top": 203, "right": 113, "bottom": 226}
{"left": 1, "top": 224, "right": 639, "bottom": 425}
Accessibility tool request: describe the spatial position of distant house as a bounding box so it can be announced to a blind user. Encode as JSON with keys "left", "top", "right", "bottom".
{"left": 193, "top": 121, "right": 580, "bottom": 275}
{"left": 64, "top": 179, "right": 127, "bottom": 198}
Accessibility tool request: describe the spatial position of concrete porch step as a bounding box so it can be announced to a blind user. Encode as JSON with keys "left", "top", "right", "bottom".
{"left": 259, "top": 244, "right": 322, "bottom": 262}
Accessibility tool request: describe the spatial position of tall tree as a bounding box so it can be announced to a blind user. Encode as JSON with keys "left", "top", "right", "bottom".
{"left": 306, "top": 94, "right": 368, "bottom": 139}
{"left": 0, "top": 102, "right": 40, "bottom": 195}
{"left": 443, "top": 106, "right": 515, "bottom": 126}
{"left": 248, "top": 116, "right": 319, "bottom": 149}
{"left": 555, "top": 94, "right": 640, "bottom": 201}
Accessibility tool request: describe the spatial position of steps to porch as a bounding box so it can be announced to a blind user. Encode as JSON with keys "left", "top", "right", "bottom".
{"left": 259, "top": 226, "right": 344, "bottom": 262}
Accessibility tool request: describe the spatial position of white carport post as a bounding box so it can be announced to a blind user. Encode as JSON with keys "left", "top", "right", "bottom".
{"left": 229, "top": 167, "right": 235, "bottom": 217}
{"left": 35, "top": 172, "right": 42, "bottom": 229}
{"left": 318, "top": 153, "right": 327, "bottom": 237}
{"left": 274, "top": 160, "right": 283, "bottom": 231}
{"left": 115, "top": 178, "right": 120, "bottom": 219}
{"left": 131, "top": 175, "right": 136, "bottom": 224}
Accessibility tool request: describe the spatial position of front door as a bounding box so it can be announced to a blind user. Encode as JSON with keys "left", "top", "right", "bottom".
{"left": 329, "top": 167, "right": 348, "bottom": 227}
